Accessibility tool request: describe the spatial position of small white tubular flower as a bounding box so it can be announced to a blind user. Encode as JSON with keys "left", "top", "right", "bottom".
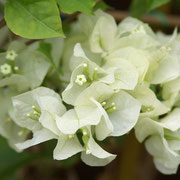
{"left": 75, "top": 74, "right": 87, "bottom": 86}
{"left": 0, "top": 63, "right": 12, "bottom": 75}
{"left": 6, "top": 50, "right": 18, "bottom": 61}
{"left": 62, "top": 44, "right": 115, "bottom": 105}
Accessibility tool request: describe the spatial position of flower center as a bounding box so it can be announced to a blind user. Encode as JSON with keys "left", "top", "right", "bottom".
{"left": 75, "top": 74, "right": 87, "bottom": 86}
{"left": 75, "top": 63, "right": 99, "bottom": 86}
{"left": 0, "top": 64, "right": 12, "bottom": 75}
{"left": 6, "top": 50, "right": 18, "bottom": 61}
{"left": 68, "top": 128, "right": 91, "bottom": 154}
{"left": 101, "top": 101, "right": 116, "bottom": 113}
{"left": 26, "top": 105, "right": 41, "bottom": 121}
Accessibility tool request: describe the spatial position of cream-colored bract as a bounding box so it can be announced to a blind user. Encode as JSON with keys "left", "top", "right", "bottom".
{"left": 0, "top": 10, "right": 179, "bottom": 173}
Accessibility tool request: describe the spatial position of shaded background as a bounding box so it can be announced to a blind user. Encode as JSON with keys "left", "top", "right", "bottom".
{"left": 0, "top": 0, "right": 180, "bottom": 179}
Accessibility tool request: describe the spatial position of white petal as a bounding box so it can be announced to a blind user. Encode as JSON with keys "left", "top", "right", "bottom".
{"left": 81, "top": 135, "right": 116, "bottom": 166}
{"left": 16, "top": 129, "right": 56, "bottom": 150}
{"left": 161, "top": 108, "right": 180, "bottom": 131}
{"left": 39, "top": 111, "right": 60, "bottom": 136}
{"left": 109, "top": 91, "right": 141, "bottom": 136}
{"left": 75, "top": 105, "right": 102, "bottom": 128}
{"left": 37, "top": 95, "right": 66, "bottom": 116}
{"left": 53, "top": 135, "right": 83, "bottom": 160}
{"left": 151, "top": 55, "right": 180, "bottom": 84}
{"left": 145, "top": 136, "right": 180, "bottom": 174}
{"left": 56, "top": 109, "right": 79, "bottom": 135}
{"left": 90, "top": 97, "right": 113, "bottom": 140}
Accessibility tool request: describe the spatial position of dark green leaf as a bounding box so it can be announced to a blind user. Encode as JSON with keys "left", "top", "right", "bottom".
{"left": 130, "top": 0, "right": 170, "bottom": 18}
{"left": 5, "top": 0, "right": 64, "bottom": 39}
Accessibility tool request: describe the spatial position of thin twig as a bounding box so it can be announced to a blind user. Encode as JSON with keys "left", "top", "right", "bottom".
{"left": 108, "top": 10, "right": 180, "bottom": 27}
{"left": 0, "top": 18, "right": 6, "bottom": 29}
{"left": 62, "top": 12, "right": 79, "bottom": 25}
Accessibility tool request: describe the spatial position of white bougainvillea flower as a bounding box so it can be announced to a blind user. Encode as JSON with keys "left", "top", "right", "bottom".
{"left": 79, "top": 10, "right": 117, "bottom": 55}
{"left": 106, "top": 47, "right": 149, "bottom": 83}
{"left": 117, "top": 17, "right": 156, "bottom": 38}
{"left": 89, "top": 11, "right": 117, "bottom": 55}
{"left": 129, "top": 83, "right": 169, "bottom": 117}
{"left": 151, "top": 54, "right": 180, "bottom": 84}
{"left": 113, "top": 17, "right": 160, "bottom": 50}
{"left": 102, "top": 57, "right": 139, "bottom": 90}
{"left": 62, "top": 82, "right": 140, "bottom": 140}
{"left": 6, "top": 50, "right": 18, "bottom": 61}
{"left": 12, "top": 87, "right": 66, "bottom": 150}
{"left": 0, "top": 41, "right": 50, "bottom": 92}
{"left": 0, "top": 88, "right": 28, "bottom": 151}
{"left": 162, "top": 77, "right": 180, "bottom": 107}
{"left": 150, "top": 30, "right": 180, "bottom": 84}
{"left": 135, "top": 108, "right": 180, "bottom": 174}
{"left": 62, "top": 44, "right": 114, "bottom": 105}
{"left": 54, "top": 124, "right": 116, "bottom": 166}
{"left": 0, "top": 63, "right": 12, "bottom": 75}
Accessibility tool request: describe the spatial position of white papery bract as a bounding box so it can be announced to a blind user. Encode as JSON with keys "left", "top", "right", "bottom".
{"left": 0, "top": 88, "right": 28, "bottom": 151}
{"left": 0, "top": 9, "right": 180, "bottom": 174}
{"left": 12, "top": 87, "right": 66, "bottom": 150}
{"left": 0, "top": 41, "right": 50, "bottom": 92}
{"left": 135, "top": 108, "right": 180, "bottom": 174}
{"left": 62, "top": 82, "right": 140, "bottom": 140}
{"left": 54, "top": 121, "right": 116, "bottom": 166}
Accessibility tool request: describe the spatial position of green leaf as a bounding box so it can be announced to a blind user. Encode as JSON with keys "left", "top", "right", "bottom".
{"left": 130, "top": 0, "right": 170, "bottom": 18}
{"left": 94, "top": 0, "right": 112, "bottom": 10}
{"left": 37, "top": 42, "right": 63, "bottom": 75}
{"left": 56, "top": 0, "right": 95, "bottom": 14}
{"left": 5, "top": 0, "right": 64, "bottom": 39}
{"left": 38, "top": 42, "right": 53, "bottom": 62}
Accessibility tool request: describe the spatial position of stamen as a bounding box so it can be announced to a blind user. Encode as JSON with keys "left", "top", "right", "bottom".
{"left": 27, "top": 113, "right": 39, "bottom": 121}
{"left": 101, "top": 101, "right": 106, "bottom": 107}
{"left": 86, "top": 148, "right": 91, "bottom": 154}
{"left": 82, "top": 129, "right": 88, "bottom": 136}
{"left": 83, "top": 63, "right": 89, "bottom": 78}
{"left": 69, "top": 134, "right": 75, "bottom": 139}
{"left": 106, "top": 106, "right": 116, "bottom": 113}
{"left": 32, "top": 105, "right": 41, "bottom": 114}
{"left": 93, "top": 67, "right": 98, "bottom": 81}
{"left": 105, "top": 102, "right": 116, "bottom": 113}
{"left": 82, "top": 132, "right": 91, "bottom": 155}
{"left": 146, "top": 107, "right": 152, "bottom": 112}
{"left": 34, "top": 111, "right": 41, "bottom": 117}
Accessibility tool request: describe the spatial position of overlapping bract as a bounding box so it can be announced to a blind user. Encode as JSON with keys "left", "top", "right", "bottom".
{"left": 0, "top": 10, "right": 180, "bottom": 173}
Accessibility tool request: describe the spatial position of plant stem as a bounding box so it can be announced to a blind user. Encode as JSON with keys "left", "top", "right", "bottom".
{"left": 0, "top": 18, "right": 5, "bottom": 29}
